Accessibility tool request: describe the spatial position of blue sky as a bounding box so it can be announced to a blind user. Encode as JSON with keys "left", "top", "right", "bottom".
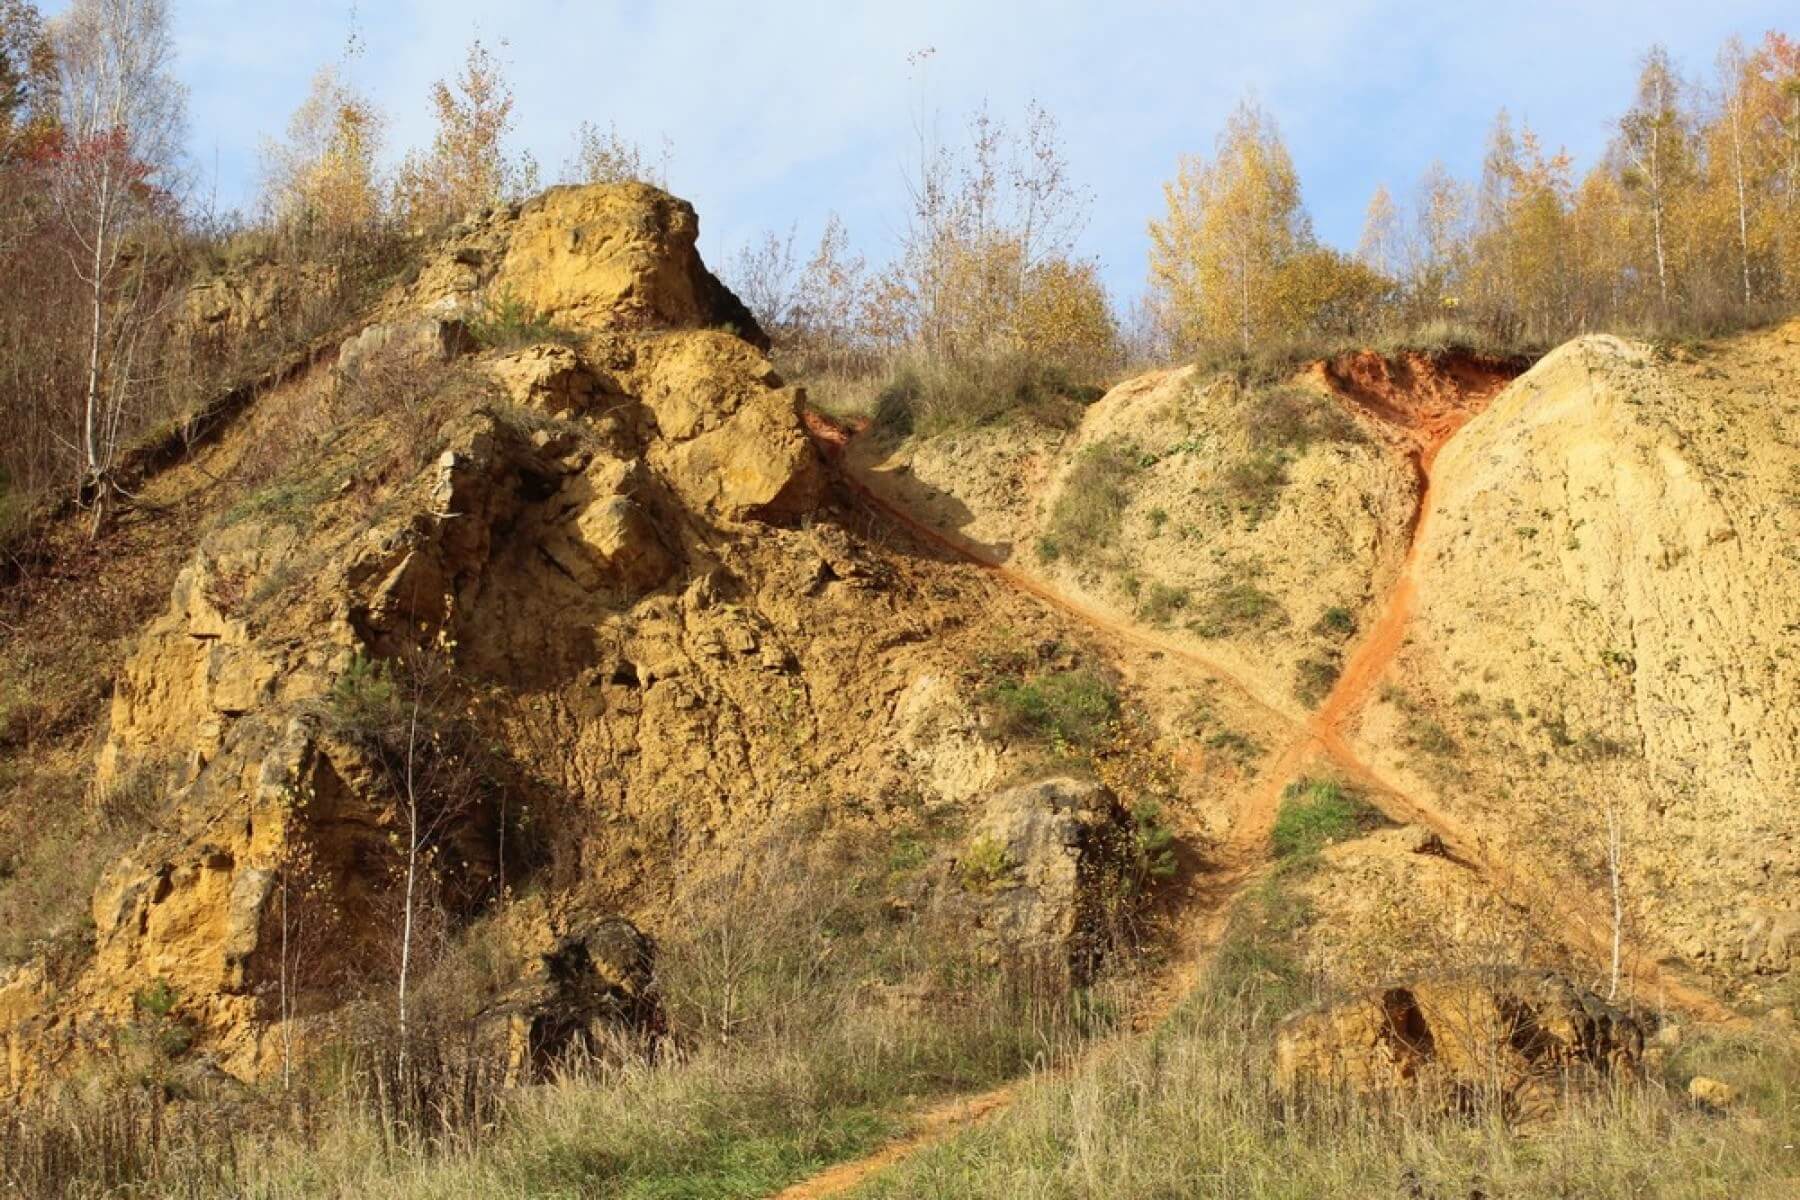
{"left": 43, "top": 1, "right": 1799, "bottom": 300}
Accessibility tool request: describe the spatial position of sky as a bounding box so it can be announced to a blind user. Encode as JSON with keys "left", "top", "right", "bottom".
{"left": 40, "top": 0, "right": 1800, "bottom": 301}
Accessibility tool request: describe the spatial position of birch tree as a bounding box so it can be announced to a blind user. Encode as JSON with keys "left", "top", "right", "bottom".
{"left": 332, "top": 641, "right": 489, "bottom": 1070}
{"left": 260, "top": 64, "right": 385, "bottom": 242}
{"left": 46, "top": 0, "right": 185, "bottom": 534}
{"left": 1356, "top": 183, "right": 1401, "bottom": 278}
{"left": 1617, "top": 46, "right": 1691, "bottom": 313}
{"left": 393, "top": 38, "right": 534, "bottom": 229}
{"left": 1715, "top": 37, "right": 1757, "bottom": 305}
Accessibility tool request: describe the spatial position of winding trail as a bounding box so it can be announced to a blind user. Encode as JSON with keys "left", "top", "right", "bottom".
{"left": 778, "top": 359, "right": 1738, "bottom": 1198}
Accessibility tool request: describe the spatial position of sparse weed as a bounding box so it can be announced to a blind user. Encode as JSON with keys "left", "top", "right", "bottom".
{"left": 1043, "top": 437, "right": 1144, "bottom": 566}
{"left": 873, "top": 352, "right": 1100, "bottom": 438}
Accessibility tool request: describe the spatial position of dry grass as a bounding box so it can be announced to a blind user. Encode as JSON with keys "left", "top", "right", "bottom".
{"left": 0, "top": 827, "right": 1133, "bottom": 1199}
{"left": 856, "top": 875, "right": 1800, "bottom": 1200}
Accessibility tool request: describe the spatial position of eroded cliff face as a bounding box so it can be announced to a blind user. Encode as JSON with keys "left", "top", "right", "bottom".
{"left": 1, "top": 184, "right": 1124, "bottom": 1093}
{"left": 1358, "top": 329, "right": 1800, "bottom": 994}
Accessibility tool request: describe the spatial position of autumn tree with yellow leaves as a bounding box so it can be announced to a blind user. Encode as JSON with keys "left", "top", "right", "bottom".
{"left": 729, "top": 95, "right": 1119, "bottom": 380}
{"left": 1341, "top": 29, "right": 1800, "bottom": 349}
{"left": 879, "top": 98, "right": 1117, "bottom": 371}
{"left": 1148, "top": 100, "right": 1309, "bottom": 353}
{"left": 260, "top": 64, "right": 384, "bottom": 242}
{"left": 394, "top": 38, "right": 536, "bottom": 230}
{"left": 1149, "top": 100, "right": 1388, "bottom": 355}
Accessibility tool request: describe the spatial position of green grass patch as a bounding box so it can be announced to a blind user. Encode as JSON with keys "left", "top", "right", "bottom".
{"left": 1201, "top": 873, "right": 1314, "bottom": 1012}
{"left": 1041, "top": 437, "right": 1144, "bottom": 567}
{"left": 1270, "top": 778, "right": 1380, "bottom": 862}
{"left": 983, "top": 668, "right": 1120, "bottom": 749}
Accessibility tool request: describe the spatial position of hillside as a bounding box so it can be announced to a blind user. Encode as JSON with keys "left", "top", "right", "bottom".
{"left": 1, "top": 184, "right": 1796, "bottom": 1197}
{"left": 843, "top": 325, "right": 1800, "bottom": 998}
{"left": 1, "top": 184, "right": 1213, "bottom": 1094}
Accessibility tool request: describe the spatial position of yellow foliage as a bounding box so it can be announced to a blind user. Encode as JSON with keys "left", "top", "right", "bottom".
{"left": 1148, "top": 101, "right": 1310, "bottom": 353}
{"left": 259, "top": 66, "right": 385, "bottom": 240}
{"left": 393, "top": 39, "right": 535, "bottom": 230}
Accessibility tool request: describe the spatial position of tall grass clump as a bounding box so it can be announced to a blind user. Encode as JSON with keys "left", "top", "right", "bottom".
{"left": 873, "top": 352, "right": 1102, "bottom": 439}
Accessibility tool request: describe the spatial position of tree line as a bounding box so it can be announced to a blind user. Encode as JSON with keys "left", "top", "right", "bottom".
{"left": 742, "top": 31, "right": 1800, "bottom": 381}
{"left": 2, "top": 2, "right": 1796, "bottom": 538}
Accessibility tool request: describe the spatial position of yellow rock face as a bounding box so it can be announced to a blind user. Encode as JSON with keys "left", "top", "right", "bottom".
{"left": 1363, "top": 326, "right": 1800, "bottom": 989}
{"left": 396, "top": 182, "right": 762, "bottom": 344}
{"left": 493, "top": 185, "right": 713, "bottom": 331}
{"left": 1274, "top": 970, "right": 1643, "bottom": 1114}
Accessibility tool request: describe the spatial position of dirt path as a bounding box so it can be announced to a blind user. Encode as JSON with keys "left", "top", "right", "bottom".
{"left": 767, "top": 743, "right": 1279, "bottom": 1200}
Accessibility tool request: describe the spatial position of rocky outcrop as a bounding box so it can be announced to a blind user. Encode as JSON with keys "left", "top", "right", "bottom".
{"left": 845, "top": 361, "right": 1425, "bottom": 718}
{"left": 177, "top": 261, "right": 340, "bottom": 343}
{"left": 335, "top": 316, "right": 473, "bottom": 379}
{"left": 396, "top": 182, "right": 763, "bottom": 344}
{"left": 1274, "top": 970, "right": 1644, "bottom": 1116}
{"left": 1, "top": 181, "right": 999, "bottom": 1096}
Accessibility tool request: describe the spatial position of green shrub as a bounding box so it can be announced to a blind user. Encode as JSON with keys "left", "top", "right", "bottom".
{"left": 959, "top": 835, "right": 1014, "bottom": 892}
{"left": 1189, "top": 576, "right": 1286, "bottom": 639}
{"left": 1044, "top": 438, "right": 1143, "bottom": 566}
{"left": 467, "top": 290, "right": 581, "bottom": 351}
{"left": 1243, "top": 385, "right": 1321, "bottom": 451}
{"left": 984, "top": 669, "right": 1119, "bottom": 748}
{"left": 1314, "top": 606, "right": 1356, "bottom": 638}
{"left": 1137, "top": 581, "right": 1190, "bottom": 625}
{"left": 1270, "top": 779, "right": 1378, "bottom": 861}
{"left": 134, "top": 978, "right": 180, "bottom": 1019}
{"left": 1222, "top": 452, "right": 1290, "bottom": 520}
{"left": 1293, "top": 655, "right": 1342, "bottom": 707}
{"left": 129, "top": 978, "right": 196, "bottom": 1063}
{"left": 1406, "top": 717, "right": 1458, "bottom": 756}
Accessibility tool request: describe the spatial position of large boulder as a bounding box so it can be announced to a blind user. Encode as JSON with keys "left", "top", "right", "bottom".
{"left": 950, "top": 777, "right": 1130, "bottom": 978}
{"left": 499, "top": 915, "right": 659, "bottom": 1082}
{"left": 627, "top": 331, "right": 825, "bottom": 521}
{"left": 1274, "top": 970, "right": 1644, "bottom": 1116}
